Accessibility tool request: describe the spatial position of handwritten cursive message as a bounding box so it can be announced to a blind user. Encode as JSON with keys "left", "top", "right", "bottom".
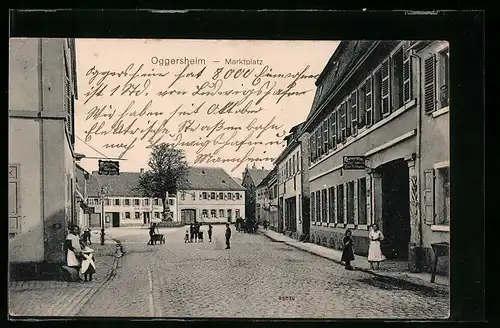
{"left": 76, "top": 42, "right": 329, "bottom": 174}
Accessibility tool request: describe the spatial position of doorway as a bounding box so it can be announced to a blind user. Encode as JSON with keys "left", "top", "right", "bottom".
{"left": 378, "top": 158, "right": 410, "bottom": 259}
{"left": 143, "top": 212, "right": 150, "bottom": 225}
{"left": 112, "top": 212, "right": 120, "bottom": 227}
{"left": 181, "top": 209, "right": 196, "bottom": 225}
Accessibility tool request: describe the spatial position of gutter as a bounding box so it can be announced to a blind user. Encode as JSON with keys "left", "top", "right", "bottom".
{"left": 302, "top": 41, "right": 381, "bottom": 134}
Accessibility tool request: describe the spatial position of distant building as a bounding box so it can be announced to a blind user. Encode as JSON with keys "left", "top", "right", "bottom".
{"left": 255, "top": 168, "right": 278, "bottom": 230}
{"left": 86, "top": 172, "right": 178, "bottom": 228}
{"left": 178, "top": 167, "right": 246, "bottom": 224}
{"left": 9, "top": 38, "right": 78, "bottom": 280}
{"left": 85, "top": 166, "right": 246, "bottom": 227}
{"left": 241, "top": 164, "right": 271, "bottom": 222}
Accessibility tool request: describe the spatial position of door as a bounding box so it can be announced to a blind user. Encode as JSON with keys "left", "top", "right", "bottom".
{"left": 227, "top": 209, "right": 232, "bottom": 222}
{"left": 181, "top": 209, "right": 196, "bottom": 225}
{"left": 143, "top": 212, "right": 150, "bottom": 225}
{"left": 112, "top": 212, "right": 120, "bottom": 227}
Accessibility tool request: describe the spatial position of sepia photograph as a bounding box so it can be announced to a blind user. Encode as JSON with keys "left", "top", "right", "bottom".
{"left": 8, "top": 36, "right": 452, "bottom": 319}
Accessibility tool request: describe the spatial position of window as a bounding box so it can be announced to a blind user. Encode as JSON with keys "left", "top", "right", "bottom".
{"left": 322, "top": 120, "right": 329, "bottom": 154}
{"left": 357, "top": 84, "right": 366, "bottom": 129}
{"left": 210, "top": 192, "right": 216, "bottom": 200}
{"left": 169, "top": 199, "right": 174, "bottom": 206}
{"left": 219, "top": 209, "right": 225, "bottom": 218}
{"left": 336, "top": 185, "right": 344, "bottom": 224}
{"left": 210, "top": 209, "right": 217, "bottom": 218}
{"left": 135, "top": 212, "right": 140, "bottom": 219}
{"left": 310, "top": 192, "right": 316, "bottom": 223}
{"left": 293, "top": 175, "right": 296, "bottom": 191}
{"left": 154, "top": 212, "right": 159, "bottom": 218}
{"left": 339, "top": 102, "right": 347, "bottom": 143}
{"left": 219, "top": 192, "right": 224, "bottom": 200}
{"left": 105, "top": 199, "right": 110, "bottom": 206}
{"left": 349, "top": 91, "right": 358, "bottom": 136}
{"left": 310, "top": 134, "right": 316, "bottom": 163}
{"left": 143, "top": 199, "right": 150, "bottom": 206}
{"left": 153, "top": 199, "right": 159, "bottom": 206}
{"left": 227, "top": 209, "right": 232, "bottom": 218}
{"left": 125, "top": 212, "right": 131, "bottom": 219}
{"left": 202, "top": 209, "right": 208, "bottom": 218}
{"left": 380, "top": 59, "right": 391, "bottom": 116}
{"left": 114, "top": 199, "right": 120, "bottom": 206}
{"left": 436, "top": 167, "right": 450, "bottom": 225}
{"left": 438, "top": 48, "right": 450, "bottom": 109}
{"left": 316, "top": 129, "right": 321, "bottom": 159}
{"left": 328, "top": 187, "right": 335, "bottom": 223}
{"left": 9, "top": 165, "right": 20, "bottom": 233}
{"left": 192, "top": 193, "right": 196, "bottom": 200}
{"left": 124, "top": 199, "right": 131, "bottom": 206}
{"left": 365, "top": 77, "right": 373, "bottom": 127}
{"left": 88, "top": 198, "right": 99, "bottom": 205}
{"left": 316, "top": 191, "right": 321, "bottom": 222}
{"left": 358, "top": 178, "right": 367, "bottom": 225}
{"left": 134, "top": 199, "right": 140, "bottom": 206}
{"left": 64, "top": 55, "right": 74, "bottom": 143}
{"left": 391, "top": 48, "right": 404, "bottom": 110}
{"left": 321, "top": 189, "right": 328, "bottom": 223}
{"left": 227, "top": 192, "right": 232, "bottom": 200}
{"left": 202, "top": 192, "right": 207, "bottom": 200}
{"left": 346, "top": 181, "right": 355, "bottom": 225}
{"left": 235, "top": 209, "right": 240, "bottom": 218}
{"left": 373, "top": 69, "right": 383, "bottom": 123}
{"left": 424, "top": 54, "right": 437, "bottom": 113}
{"left": 330, "top": 111, "right": 337, "bottom": 150}
{"left": 181, "top": 192, "right": 185, "bottom": 200}
{"left": 296, "top": 151, "right": 300, "bottom": 171}
{"left": 236, "top": 193, "right": 240, "bottom": 200}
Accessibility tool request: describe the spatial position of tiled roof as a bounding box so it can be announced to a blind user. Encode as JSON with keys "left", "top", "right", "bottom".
{"left": 232, "top": 177, "right": 243, "bottom": 186}
{"left": 248, "top": 169, "right": 272, "bottom": 187}
{"left": 87, "top": 167, "right": 245, "bottom": 197}
{"left": 256, "top": 167, "right": 277, "bottom": 188}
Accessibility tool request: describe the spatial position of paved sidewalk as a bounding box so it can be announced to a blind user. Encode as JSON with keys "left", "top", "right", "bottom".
{"left": 260, "top": 229, "right": 449, "bottom": 293}
{"left": 9, "top": 234, "right": 120, "bottom": 318}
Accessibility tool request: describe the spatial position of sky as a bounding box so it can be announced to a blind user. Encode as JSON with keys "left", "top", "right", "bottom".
{"left": 74, "top": 39, "right": 339, "bottom": 178}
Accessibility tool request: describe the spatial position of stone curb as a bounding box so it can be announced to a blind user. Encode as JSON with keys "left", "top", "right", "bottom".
{"left": 260, "top": 231, "right": 448, "bottom": 294}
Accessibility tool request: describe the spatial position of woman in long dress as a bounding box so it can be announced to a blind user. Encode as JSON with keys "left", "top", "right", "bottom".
{"left": 341, "top": 229, "right": 355, "bottom": 270}
{"left": 368, "top": 223, "right": 385, "bottom": 270}
{"left": 65, "top": 225, "right": 83, "bottom": 280}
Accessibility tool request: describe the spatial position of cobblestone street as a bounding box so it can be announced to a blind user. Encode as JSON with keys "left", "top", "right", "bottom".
{"left": 74, "top": 225, "right": 449, "bottom": 319}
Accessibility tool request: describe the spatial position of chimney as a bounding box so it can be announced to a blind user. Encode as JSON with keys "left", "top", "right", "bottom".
{"left": 140, "top": 168, "right": 144, "bottom": 174}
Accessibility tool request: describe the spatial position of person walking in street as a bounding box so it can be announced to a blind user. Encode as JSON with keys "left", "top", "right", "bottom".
{"left": 148, "top": 223, "right": 157, "bottom": 245}
{"left": 190, "top": 224, "right": 195, "bottom": 242}
{"left": 368, "top": 223, "right": 386, "bottom": 270}
{"left": 341, "top": 229, "right": 355, "bottom": 270}
{"left": 198, "top": 227, "right": 204, "bottom": 242}
{"left": 208, "top": 224, "right": 213, "bottom": 242}
{"left": 65, "top": 225, "right": 83, "bottom": 281}
{"left": 82, "top": 227, "right": 92, "bottom": 245}
{"left": 194, "top": 223, "right": 199, "bottom": 242}
{"left": 80, "top": 246, "right": 96, "bottom": 282}
{"left": 263, "top": 220, "right": 268, "bottom": 230}
{"left": 225, "top": 223, "right": 232, "bottom": 249}
{"left": 184, "top": 230, "right": 189, "bottom": 243}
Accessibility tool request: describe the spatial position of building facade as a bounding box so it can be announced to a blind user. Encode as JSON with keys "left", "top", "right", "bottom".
{"left": 86, "top": 172, "right": 178, "bottom": 228}
{"left": 75, "top": 161, "right": 91, "bottom": 229}
{"left": 255, "top": 168, "right": 277, "bottom": 228}
{"left": 301, "top": 40, "right": 449, "bottom": 273}
{"left": 242, "top": 164, "right": 271, "bottom": 223}
{"left": 9, "top": 38, "right": 78, "bottom": 280}
{"left": 275, "top": 123, "right": 310, "bottom": 239}
{"left": 177, "top": 167, "right": 246, "bottom": 224}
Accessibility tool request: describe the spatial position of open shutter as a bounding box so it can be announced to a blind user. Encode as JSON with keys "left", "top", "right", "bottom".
{"left": 327, "top": 116, "right": 332, "bottom": 150}
{"left": 365, "top": 77, "right": 373, "bottom": 127}
{"left": 423, "top": 169, "right": 435, "bottom": 225}
{"left": 346, "top": 98, "right": 352, "bottom": 138}
{"left": 424, "top": 54, "right": 437, "bottom": 113}
{"left": 403, "top": 43, "right": 413, "bottom": 103}
{"left": 351, "top": 91, "right": 358, "bottom": 136}
{"left": 330, "top": 111, "right": 337, "bottom": 150}
{"left": 381, "top": 59, "right": 391, "bottom": 115}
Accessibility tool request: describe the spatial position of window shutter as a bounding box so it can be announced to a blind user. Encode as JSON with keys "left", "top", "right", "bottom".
{"left": 403, "top": 45, "right": 413, "bottom": 103}
{"left": 381, "top": 59, "right": 391, "bottom": 115}
{"left": 346, "top": 98, "right": 352, "bottom": 138}
{"left": 327, "top": 116, "right": 332, "bottom": 150}
{"left": 357, "top": 86, "right": 366, "bottom": 128}
{"left": 423, "top": 169, "right": 435, "bottom": 225}
{"left": 366, "top": 177, "right": 372, "bottom": 226}
{"left": 424, "top": 55, "right": 437, "bottom": 113}
{"left": 365, "top": 77, "right": 373, "bottom": 127}
{"left": 351, "top": 91, "right": 358, "bottom": 136}
{"left": 331, "top": 111, "right": 337, "bottom": 149}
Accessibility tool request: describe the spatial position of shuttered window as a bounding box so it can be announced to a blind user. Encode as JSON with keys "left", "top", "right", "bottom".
{"left": 365, "top": 77, "right": 373, "bottom": 127}
{"left": 340, "top": 102, "right": 347, "bottom": 143}
{"left": 336, "top": 184, "right": 344, "bottom": 224}
{"left": 357, "top": 177, "right": 367, "bottom": 225}
{"left": 424, "top": 55, "right": 437, "bottom": 113}
{"left": 350, "top": 91, "right": 358, "bottom": 136}
{"left": 328, "top": 186, "right": 335, "bottom": 224}
{"left": 322, "top": 189, "right": 328, "bottom": 223}
{"left": 330, "top": 111, "right": 337, "bottom": 150}
{"left": 310, "top": 191, "right": 316, "bottom": 223}
{"left": 322, "top": 121, "right": 329, "bottom": 153}
{"left": 403, "top": 44, "right": 413, "bottom": 103}
{"left": 381, "top": 59, "right": 391, "bottom": 116}
{"left": 316, "top": 129, "right": 321, "bottom": 159}
{"left": 316, "top": 191, "right": 321, "bottom": 222}
{"left": 423, "top": 169, "right": 435, "bottom": 225}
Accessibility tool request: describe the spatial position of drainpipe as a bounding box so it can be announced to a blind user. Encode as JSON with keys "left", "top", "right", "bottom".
{"left": 410, "top": 51, "right": 424, "bottom": 247}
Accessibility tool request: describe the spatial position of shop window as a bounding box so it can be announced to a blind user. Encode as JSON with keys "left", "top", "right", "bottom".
{"left": 357, "top": 177, "right": 367, "bottom": 225}
{"left": 328, "top": 187, "right": 335, "bottom": 223}
{"left": 346, "top": 181, "right": 355, "bottom": 224}
{"left": 336, "top": 185, "right": 344, "bottom": 224}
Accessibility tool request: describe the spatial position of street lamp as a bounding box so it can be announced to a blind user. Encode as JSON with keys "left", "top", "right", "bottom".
{"left": 100, "top": 186, "right": 106, "bottom": 245}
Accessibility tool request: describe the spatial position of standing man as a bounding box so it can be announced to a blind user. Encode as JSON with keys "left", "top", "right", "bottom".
{"left": 208, "top": 224, "right": 213, "bottom": 242}
{"left": 225, "top": 223, "right": 232, "bottom": 249}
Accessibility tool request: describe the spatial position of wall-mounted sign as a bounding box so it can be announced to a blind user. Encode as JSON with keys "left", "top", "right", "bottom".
{"left": 98, "top": 160, "right": 120, "bottom": 176}
{"left": 343, "top": 156, "right": 366, "bottom": 170}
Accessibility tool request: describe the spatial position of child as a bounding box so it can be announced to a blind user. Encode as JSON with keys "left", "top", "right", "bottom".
{"left": 80, "top": 246, "right": 96, "bottom": 282}
{"left": 341, "top": 229, "right": 355, "bottom": 270}
{"left": 185, "top": 230, "right": 189, "bottom": 243}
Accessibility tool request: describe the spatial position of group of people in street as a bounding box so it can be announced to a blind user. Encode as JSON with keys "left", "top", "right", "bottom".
{"left": 235, "top": 217, "right": 258, "bottom": 234}
{"left": 64, "top": 225, "right": 97, "bottom": 282}
{"left": 185, "top": 223, "right": 213, "bottom": 243}
{"left": 341, "top": 223, "right": 386, "bottom": 271}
